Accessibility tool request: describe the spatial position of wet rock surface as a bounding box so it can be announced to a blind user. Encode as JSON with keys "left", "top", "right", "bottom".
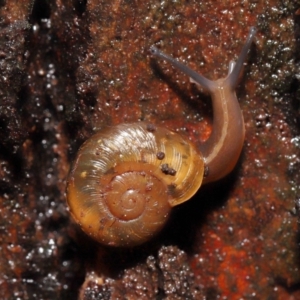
{"left": 0, "top": 0, "right": 299, "bottom": 299}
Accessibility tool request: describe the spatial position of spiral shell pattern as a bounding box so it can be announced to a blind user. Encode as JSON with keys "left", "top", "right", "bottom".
{"left": 67, "top": 122, "right": 204, "bottom": 247}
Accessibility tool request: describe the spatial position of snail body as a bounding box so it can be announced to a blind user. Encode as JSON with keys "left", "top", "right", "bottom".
{"left": 67, "top": 27, "right": 256, "bottom": 247}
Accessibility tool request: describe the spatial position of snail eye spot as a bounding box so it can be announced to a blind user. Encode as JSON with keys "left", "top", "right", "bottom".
{"left": 160, "top": 163, "right": 177, "bottom": 176}
{"left": 156, "top": 151, "right": 165, "bottom": 160}
{"left": 146, "top": 123, "right": 156, "bottom": 132}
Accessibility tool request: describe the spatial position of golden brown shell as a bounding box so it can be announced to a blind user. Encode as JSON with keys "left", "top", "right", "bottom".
{"left": 66, "top": 122, "right": 204, "bottom": 247}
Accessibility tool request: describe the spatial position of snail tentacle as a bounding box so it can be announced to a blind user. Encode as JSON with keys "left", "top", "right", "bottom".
{"left": 150, "top": 46, "right": 216, "bottom": 92}
{"left": 225, "top": 26, "right": 257, "bottom": 88}
{"left": 151, "top": 27, "right": 256, "bottom": 182}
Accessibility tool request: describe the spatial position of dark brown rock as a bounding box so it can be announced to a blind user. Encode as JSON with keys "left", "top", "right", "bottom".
{"left": 0, "top": 0, "right": 299, "bottom": 299}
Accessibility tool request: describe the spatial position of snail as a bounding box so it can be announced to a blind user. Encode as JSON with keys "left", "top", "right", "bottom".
{"left": 66, "top": 27, "right": 256, "bottom": 247}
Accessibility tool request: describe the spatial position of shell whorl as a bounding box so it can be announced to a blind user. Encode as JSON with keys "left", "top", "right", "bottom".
{"left": 66, "top": 122, "right": 204, "bottom": 247}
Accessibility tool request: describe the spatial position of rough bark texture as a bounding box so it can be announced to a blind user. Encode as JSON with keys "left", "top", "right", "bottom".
{"left": 0, "top": 0, "right": 300, "bottom": 299}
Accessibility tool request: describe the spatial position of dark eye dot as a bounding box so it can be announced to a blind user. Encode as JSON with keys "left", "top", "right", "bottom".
{"left": 146, "top": 123, "right": 156, "bottom": 132}
{"left": 156, "top": 151, "right": 165, "bottom": 160}
{"left": 160, "top": 163, "right": 177, "bottom": 176}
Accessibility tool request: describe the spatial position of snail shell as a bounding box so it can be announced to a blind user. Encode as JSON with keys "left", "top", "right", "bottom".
{"left": 67, "top": 122, "right": 204, "bottom": 247}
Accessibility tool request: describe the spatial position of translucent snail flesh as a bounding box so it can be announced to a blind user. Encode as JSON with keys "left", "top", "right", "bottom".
{"left": 66, "top": 27, "right": 256, "bottom": 247}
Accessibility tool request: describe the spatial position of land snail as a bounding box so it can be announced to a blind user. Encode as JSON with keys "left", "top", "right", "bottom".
{"left": 66, "top": 27, "right": 256, "bottom": 247}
